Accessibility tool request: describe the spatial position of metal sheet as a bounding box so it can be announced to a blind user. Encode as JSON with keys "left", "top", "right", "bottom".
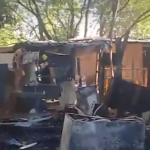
{"left": 22, "top": 52, "right": 39, "bottom": 64}
{"left": 0, "top": 64, "right": 8, "bottom": 101}
{"left": 14, "top": 92, "right": 45, "bottom": 113}
{"left": 106, "top": 77, "right": 150, "bottom": 114}
{"left": 59, "top": 80, "right": 76, "bottom": 109}
{"left": 22, "top": 84, "right": 61, "bottom": 99}
{"left": 60, "top": 114, "right": 145, "bottom": 150}
{"left": 76, "top": 85, "right": 99, "bottom": 115}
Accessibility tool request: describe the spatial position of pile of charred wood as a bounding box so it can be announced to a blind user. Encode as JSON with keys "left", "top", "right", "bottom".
{"left": 0, "top": 38, "right": 149, "bottom": 150}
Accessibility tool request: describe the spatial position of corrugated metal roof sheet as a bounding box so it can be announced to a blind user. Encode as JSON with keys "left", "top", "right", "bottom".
{"left": 69, "top": 37, "right": 150, "bottom": 43}
{"left": 0, "top": 38, "right": 150, "bottom": 54}
{"left": 122, "top": 39, "right": 150, "bottom": 43}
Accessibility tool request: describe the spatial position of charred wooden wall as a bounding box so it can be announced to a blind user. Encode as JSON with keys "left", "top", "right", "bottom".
{"left": 80, "top": 42, "right": 148, "bottom": 86}
{"left": 0, "top": 42, "right": 149, "bottom": 87}
{"left": 121, "top": 43, "right": 144, "bottom": 84}
{"left": 79, "top": 53, "right": 97, "bottom": 85}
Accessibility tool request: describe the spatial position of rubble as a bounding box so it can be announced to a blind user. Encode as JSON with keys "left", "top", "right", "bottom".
{"left": 0, "top": 113, "right": 63, "bottom": 150}
{"left": 61, "top": 114, "right": 145, "bottom": 150}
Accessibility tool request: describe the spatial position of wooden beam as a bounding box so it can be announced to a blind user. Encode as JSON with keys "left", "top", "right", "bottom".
{"left": 0, "top": 46, "right": 13, "bottom": 53}
{"left": 69, "top": 37, "right": 109, "bottom": 41}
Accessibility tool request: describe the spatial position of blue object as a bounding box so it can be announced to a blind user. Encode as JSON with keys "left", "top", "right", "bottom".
{"left": 0, "top": 64, "right": 8, "bottom": 101}
{"left": 15, "top": 92, "right": 46, "bottom": 113}
{"left": 60, "top": 114, "right": 145, "bottom": 150}
{"left": 22, "top": 84, "right": 62, "bottom": 99}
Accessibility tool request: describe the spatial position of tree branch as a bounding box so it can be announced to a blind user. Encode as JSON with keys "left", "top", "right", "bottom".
{"left": 8, "top": 6, "right": 39, "bottom": 39}
{"left": 122, "top": 30, "right": 130, "bottom": 50}
{"left": 17, "top": 0, "right": 45, "bottom": 40}
{"left": 84, "top": 0, "right": 91, "bottom": 37}
{"left": 138, "top": 14, "right": 150, "bottom": 22}
{"left": 56, "top": 11, "right": 66, "bottom": 31}
{"left": 17, "top": 0, "right": 36, "bottom": 15}
{"left": 29, "top": 24, "right": 40, "bottom": 39}
{"left": 28, "top": 0, "right": 36, "bottom": 14}
{"left": 108, "top": 0, "right": 119, "bottom": 39}
{"left": 122, "top": 9, "right": 150, "bottom": 37}
{"left": 45, "top": 10, "right": 58, "bottom": 41}
{"left": 31, "top": 0, "right": 52, "bottom": 40}
{"left": 90, "top": 22, "right": 98, "bottom": 36}
{"left": 117, "top": 0, "right": 130, "bottom": 13}
{"left": 99, "top": 9, "right": 106, "bottom": 36}
{"left": 30, "top": 0, "right": 39, "bottom": 15}
{"left": 68, "top": 0, "right": 75, "bottom": 38}
{"left": 73, "top": 0, "right": 87, "bottom": 37}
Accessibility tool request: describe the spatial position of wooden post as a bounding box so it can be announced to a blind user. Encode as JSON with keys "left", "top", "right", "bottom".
{"left": 98, "top": 49, "right": 105, "bottom": 97}
{"left": 131, "top": 59, "right": 134, "bottom": 82}
{"left": 77, "top": 57, "right": 82, "bottom": 87}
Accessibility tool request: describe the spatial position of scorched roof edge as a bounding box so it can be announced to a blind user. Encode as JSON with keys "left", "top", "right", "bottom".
{"left": 13, "top": 39, "right": 111, "bottom": 52}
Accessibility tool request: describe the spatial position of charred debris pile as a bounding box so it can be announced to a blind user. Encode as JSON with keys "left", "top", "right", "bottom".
{"left": 0, "top": 38, "right": 150, "bottom": 150}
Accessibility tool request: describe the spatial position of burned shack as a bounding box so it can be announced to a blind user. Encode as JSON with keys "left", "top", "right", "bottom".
{"left": 68, "top": 38, "right": 150, "bottom": 89}
{"left": 0, "top": 39, "right": 110, "bottom": 113}
{"left": 0, "top": 38, "right": 149, "bottom": 150}
{"left": 0, "top": 38, "right": 149, "bottom": 115}
{"left": 1, "top": 38, "right": 150, "bottom": 89}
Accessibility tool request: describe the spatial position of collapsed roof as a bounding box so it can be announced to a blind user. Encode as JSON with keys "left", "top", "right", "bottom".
{"left": 12, "top": 38, "right": 111, "bottom": 57}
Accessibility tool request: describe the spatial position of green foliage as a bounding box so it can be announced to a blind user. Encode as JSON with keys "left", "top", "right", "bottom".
{"left": 116, "top": 0, "right": 150, "bottom": 36}
{"left": 93, "top": 0, "right": 150, "bottom": 38}
{"left": 0, "top": 0, "right": 18, "bottom": 27}
{"left": 1, "top": 0, "right": 150, "bottom": 46}
{"left": 131, "top": 21, "right": 150, "bottom": 39}
{"left": 0, "top": 24, "right": 27, "bottom": 46}
{"left": 44, "top": 0, "right": 84, "bottom": 39}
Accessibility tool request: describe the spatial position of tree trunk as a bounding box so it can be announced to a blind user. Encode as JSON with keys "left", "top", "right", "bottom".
{"left": 84, "top": 0, "right": 91, "bottom": 37}
{"left": 38, "top": 19, "right": 45, "bottom": 40}
{"left": 109, "top": 0, "right": 119, "bottom": 39}
{"left": 108, "top": 0, "right": 120, "bottom": 77}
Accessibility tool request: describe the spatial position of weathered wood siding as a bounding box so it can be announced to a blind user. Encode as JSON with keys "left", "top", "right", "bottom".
{"left": 79, "top": 43, "right": 146, "bottom": 86}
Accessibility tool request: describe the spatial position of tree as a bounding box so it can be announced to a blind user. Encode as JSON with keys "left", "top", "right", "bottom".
{"left": 0, "top": 0, "right": 18, "bottom": 28}
{"left": 84, "top": 0, "right": 91, "bottom": 37}
{"left": 90, "top": 0, "right": 150, "bottom": 78}
{"left": 0, "top": 0, "right": 28, "bottom": 46}
{"left": 6, "top": 0, "right": 88, "bottom": 41}
{"left": 0, "top": 0, "right": 88, "bottom": 43}
{"left": 1, "top": 0, "right": 150, "bottom": 46}
{"left": 92, "top": 0, "right": 150, "bottom": 39}
{"left": 131, "top": 21, "right": 150, "bottom": 39}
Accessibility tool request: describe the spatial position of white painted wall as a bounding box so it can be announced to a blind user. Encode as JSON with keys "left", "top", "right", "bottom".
{"left": 0, "top": 53, "right": 14, "bottom": 68}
